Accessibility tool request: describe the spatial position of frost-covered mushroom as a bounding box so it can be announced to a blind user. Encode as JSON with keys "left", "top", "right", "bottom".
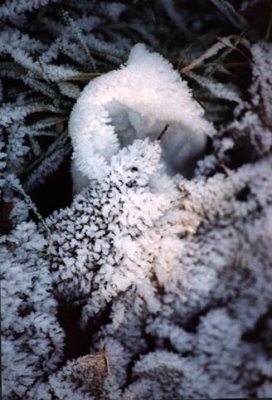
{"left": 69, "top": 43, "right": 215, "bottom": 192}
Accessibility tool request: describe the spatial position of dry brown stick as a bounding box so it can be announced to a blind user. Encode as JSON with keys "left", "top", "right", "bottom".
{"left": 66, "top": 72, "right": 103, "bottom": 81}
{"left": 157, "top": 124, "right": 169, "bottom": 141}
{"left": 180, "top": 35, "right": 250, "bottom": 74}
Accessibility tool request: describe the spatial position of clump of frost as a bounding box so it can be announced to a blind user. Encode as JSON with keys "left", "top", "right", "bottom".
{"left": 69, "top": 43, "right": 215, "bottom": 191}
{"left": 48, "top": 138, "right": 180, "bottom": 306}
{"left": 1, "top": 222, "right": 64, "bottom": 399}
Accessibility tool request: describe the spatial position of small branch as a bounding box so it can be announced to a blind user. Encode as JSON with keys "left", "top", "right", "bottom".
{"left": 157, "top": 124, "right": 169, "bottom": 141}
{"left": 66, "top": 72, "right": 103, "bottom": 81}
{"left": 219, "top": 163, "right": 229, "bottom": 176}
{"left": 180, "top": 35, "right": 250, "bottom": 75}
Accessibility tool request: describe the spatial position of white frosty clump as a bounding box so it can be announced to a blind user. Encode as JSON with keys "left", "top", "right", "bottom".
{"left": 48, "top": 139, "right": 180, "bottom": 309}
{"left": 69, "top": 43, "right": 214, "bottom": 191}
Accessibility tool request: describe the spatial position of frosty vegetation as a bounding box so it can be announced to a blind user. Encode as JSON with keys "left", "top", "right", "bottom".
{"left": 1, "top": 1, "right": 272, "bottom": 399}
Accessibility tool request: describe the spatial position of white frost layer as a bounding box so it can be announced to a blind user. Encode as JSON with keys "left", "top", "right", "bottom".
{"left": 69, "top": 43, "right": 215, "bottom": 190}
